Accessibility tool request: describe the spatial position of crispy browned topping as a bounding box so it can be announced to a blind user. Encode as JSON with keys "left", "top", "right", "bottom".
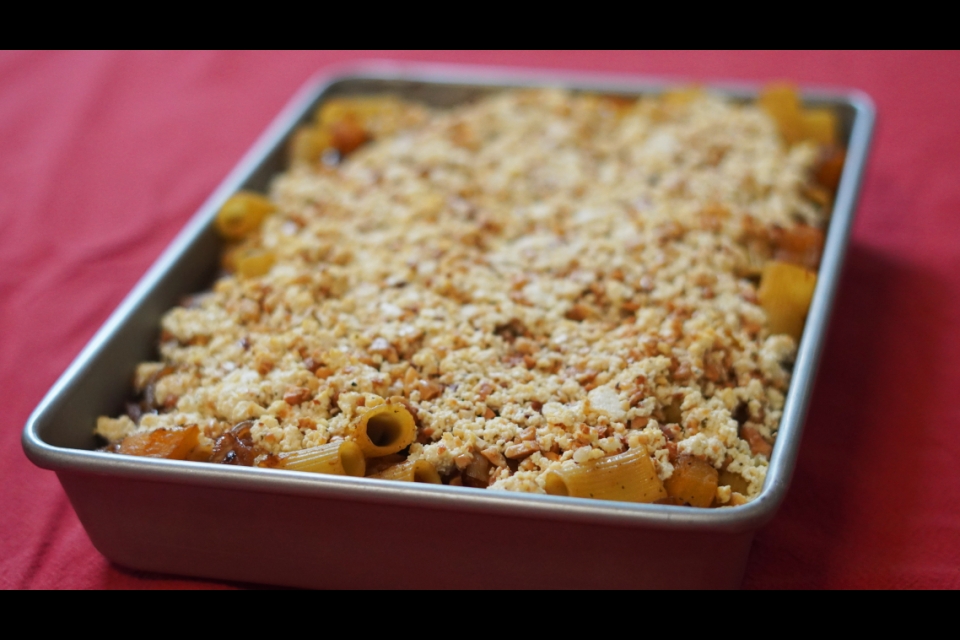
{"left": 97, "top": 88, "right": 832, "bottom": 505}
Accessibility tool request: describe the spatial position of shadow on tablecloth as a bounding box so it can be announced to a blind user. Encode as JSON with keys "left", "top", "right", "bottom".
{"left": 743, "top": 241, "right": 951, "bottom": 589}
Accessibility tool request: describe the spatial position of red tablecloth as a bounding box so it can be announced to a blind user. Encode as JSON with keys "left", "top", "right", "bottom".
{"left": 3, "top": 51, "right": 958, "bottom": 590}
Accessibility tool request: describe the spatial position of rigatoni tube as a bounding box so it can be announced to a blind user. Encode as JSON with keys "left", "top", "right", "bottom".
{"left": 370, "top": 459, "right": 441, "bottom": 484}
{"left": 355, "top": 404, "right": 417, "bottom": 457}
{"left": 267, "top": 441, "right": 365, "bottom": 477}
{"left": 544, "top": 447, "right": 666, "bottom": 503}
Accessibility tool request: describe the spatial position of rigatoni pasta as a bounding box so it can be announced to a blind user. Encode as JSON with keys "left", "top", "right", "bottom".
{"left": 544, "top": 447, "right": 667, "bottom": 504}
{"left": 215, "top": 192, "right": 276, "bottom": 240}
{"left": 354, "top": 403, "right": 418, "bottom": 458}
{"left": 370, "top": 459, "right": 442, "bottom": 484}
{"left": 264, "top": 441, "right": 366, "bottom": 477}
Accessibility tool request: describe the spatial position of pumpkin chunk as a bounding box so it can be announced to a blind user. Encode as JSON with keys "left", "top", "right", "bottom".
{"left": 718, "top": 469, "right": 750, "bottom": 495}
{"left": 760, "top": 84, "right": 841, "bottom": 149}
{"left": 664, "top": 454, "right": 718, "bottom": 508}
{"left": 289, "top": 125, "right": 333, "bottom": 164}
{"left": 801, "top": 108, "right": 838, "bottom": 146}
{"left": 235, "top": 248, "right": 276, "bottom": 279}
{"left": 759, "top": 84, "right": 805, "bottom": 145}
{"left": 758, "top": 260, "right": 818, "bottom": 340}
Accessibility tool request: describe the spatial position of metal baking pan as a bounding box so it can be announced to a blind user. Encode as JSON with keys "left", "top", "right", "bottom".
{"left": 22, "top": 63, "right": 875, "bottom": 589}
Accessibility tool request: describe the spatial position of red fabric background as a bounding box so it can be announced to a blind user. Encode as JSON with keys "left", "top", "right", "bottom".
{"left": 2, "top": 51, "right": 958, "bottom": 590}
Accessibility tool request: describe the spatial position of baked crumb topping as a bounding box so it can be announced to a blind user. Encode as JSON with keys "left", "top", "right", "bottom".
{"left": 97, "top": 88, "right": 831, "bottom": 506}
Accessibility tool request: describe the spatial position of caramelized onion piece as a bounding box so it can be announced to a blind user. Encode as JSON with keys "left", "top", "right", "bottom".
{"left": 462, "top": 454, "right": 491, "bottom": 488}
{"left": 211, "top": 421, "right": 258, "bottom": 466}
{"left": 118, "top": 425, "right": 200, "bottom": 461}
{"left": 816, "top": 147, "right": 847, "bottom": 192}
{"left": 770, "top": 224, "right": 825, "bottom": 270}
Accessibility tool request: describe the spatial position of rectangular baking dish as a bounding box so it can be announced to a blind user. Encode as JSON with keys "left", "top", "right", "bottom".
{"left": 22, "top": 62, "right": 875, "bottom": 589}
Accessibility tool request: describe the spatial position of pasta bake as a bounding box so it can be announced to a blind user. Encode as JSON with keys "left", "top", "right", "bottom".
{"left": 96, "top": 86, "right": 842, "bottom": 507}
